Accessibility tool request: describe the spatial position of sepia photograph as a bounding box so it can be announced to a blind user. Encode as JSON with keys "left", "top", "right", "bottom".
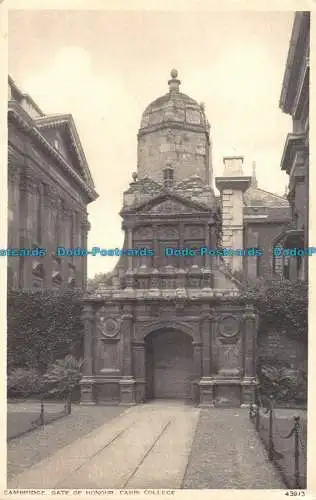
{"left": 4, "top": 6, "right": 310, "bottom": 493}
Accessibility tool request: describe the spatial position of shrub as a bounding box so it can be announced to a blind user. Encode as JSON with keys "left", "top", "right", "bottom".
{"left": 40, "top": 355, "right": 83, "bottom": 401}
{"left": 7, "top": 367, "right": 42, "bottom": 398}
{"left": 258, "top": 356, "right": 307, "bottom": 404}
{"left": 7, "top": 289, "right": 84, "bottom": 373}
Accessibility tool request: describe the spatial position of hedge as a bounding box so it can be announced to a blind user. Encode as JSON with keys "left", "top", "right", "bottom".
{"left": 7, "top": 289, "right": 84, "bottom": 374}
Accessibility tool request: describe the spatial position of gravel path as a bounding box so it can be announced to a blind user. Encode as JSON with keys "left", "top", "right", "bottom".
{"left": 7, "top": 404, "right": 124, "bottom": 480}
{"left": 182, "top": 408, "right": 286, "bottom": 489}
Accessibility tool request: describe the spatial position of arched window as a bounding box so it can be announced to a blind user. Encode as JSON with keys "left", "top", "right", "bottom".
{"left": 163, "top": 166, "right": 174, "bottom": 188}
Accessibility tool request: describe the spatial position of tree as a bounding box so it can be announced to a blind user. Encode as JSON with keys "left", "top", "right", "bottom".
{"left": 87, "top": 272, "right": 111, "bottom": 293}
{"left": 40, "top": 355, "right": 84, "bottom": 413}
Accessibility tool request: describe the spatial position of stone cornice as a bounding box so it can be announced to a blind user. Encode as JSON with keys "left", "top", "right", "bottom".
{"left": 8, "top": 102, "right": 98, "bottom": 203}
{"left": 280, "top": 133, "right": 306, "bottom": 174}
{"left": 279, "top": 12, "right": 310, "bottom": 114}
{"left": 89, "top": 288, "right": 241, "bottom": 301}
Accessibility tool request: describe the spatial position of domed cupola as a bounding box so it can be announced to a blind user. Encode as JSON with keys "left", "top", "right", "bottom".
{"left": 137, "top": 69, "right": 213, "bottom": 186}
{"left": 139, "top": 69, "right": 210, "bottom": 133}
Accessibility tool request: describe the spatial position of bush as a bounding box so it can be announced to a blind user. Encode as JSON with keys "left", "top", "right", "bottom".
{"left": 7, "top": 289, "right": 84, "bottom": 373}
{"left": 258, "top": 356, "right": 307, "bottom": 404}
{"left": 7, "top": 367, "right": 42, "bottom": 398}
{"left": 40, "top": 355, "right": 83, "bottom": 400}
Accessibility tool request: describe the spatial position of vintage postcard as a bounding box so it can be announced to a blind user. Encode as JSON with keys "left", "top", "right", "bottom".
{"left": 1, "top": 1, "right": 314, "bottom": 498}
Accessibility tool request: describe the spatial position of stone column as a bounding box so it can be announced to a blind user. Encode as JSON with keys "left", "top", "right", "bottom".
{"left": 80, "top": 302, "right": 96, "bottom": 404}
{"left": 153, "top": 225, "right": 160, "bottom": 268}
{"left": 199, "top": 308, "right": 215, "bottom": 407}
{"left": 119, "top": 306, "right": 136, "bottom": 405}
{"left": 19, "top": 168, "right": 38, "bottom": 289}
{"left": 8, "top": 163, "right": 21, "bottom": 288}
{"left": 80, "top": 213, "right": 90, "bottom": 289}
{"left": 132, "top": 340, "right": 146, "bottom": 403}
{"left": 42, "top": 186, "right": 58, "bottom": 289}
{"left": 241, "top": 303, "right": 258, "bottom": 407}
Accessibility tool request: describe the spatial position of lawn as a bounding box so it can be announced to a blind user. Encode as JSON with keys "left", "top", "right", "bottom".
{"left": 7, "top": 401, "right": 68, "bottom": 440}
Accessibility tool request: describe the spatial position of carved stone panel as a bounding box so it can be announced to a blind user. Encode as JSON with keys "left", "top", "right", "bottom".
{"left": 184, "top": 225, "right": 205, "bottom": 239}
{"left": 96, "top": 306, "right": 120, "bottom": 341}
{"left": 144, "top": 200, "right": 195, "bottom": 214}
{"left": 96, "top": 340, "right": 121, "bottom": 373}
{"left": 158, "top": 226, "right": 179, "bottom": 239}
{"left": 216, "top": 316, "right": 241, "bottom": 376}
{"left": 134, "top": 226, "right": 153, "bottom": 240}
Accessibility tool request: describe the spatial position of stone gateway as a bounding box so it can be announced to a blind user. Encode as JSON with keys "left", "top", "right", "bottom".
{"left": 81, "top": 70, "right": 259, "bottom": 407}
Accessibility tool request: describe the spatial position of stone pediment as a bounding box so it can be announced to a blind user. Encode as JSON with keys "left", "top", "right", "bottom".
{"left": 131, "top": 192, "right": 210, "bottom": 215}
{"left": 35, "top": 114, "right": 95, "bottom": 188}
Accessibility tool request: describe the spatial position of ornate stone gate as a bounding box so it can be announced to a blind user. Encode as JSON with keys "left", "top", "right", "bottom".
{"left": 80, "top": 289, "right": 258, "bottom": 407}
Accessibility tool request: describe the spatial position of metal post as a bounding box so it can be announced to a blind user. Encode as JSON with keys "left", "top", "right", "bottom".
{"left": 40, "top": 401, "right": 44, "bottom": 426}
{"left": 67, "top": 391, "right": 72, "bottom": 415}
{"left": 294, "top": 416, "right": 300, "bottom": 489}
{"left": 256, "top": 405, "right": 260, "bottom": 432}
{"left": 268, "top": 396, "right": 274, "bottom": 461}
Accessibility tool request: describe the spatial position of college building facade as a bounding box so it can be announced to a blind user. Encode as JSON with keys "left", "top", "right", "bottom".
{"left": 8, "top": 75, "right": 98, "bottom": 290}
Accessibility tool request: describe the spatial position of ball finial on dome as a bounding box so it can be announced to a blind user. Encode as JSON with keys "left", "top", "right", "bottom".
{"left": 168, "top": 68, "right": 181, "bottom": 93}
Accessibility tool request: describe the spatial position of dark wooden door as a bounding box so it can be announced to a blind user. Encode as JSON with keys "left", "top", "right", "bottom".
{"left": 149, "top": 330, "right": 193, "bottom": 400}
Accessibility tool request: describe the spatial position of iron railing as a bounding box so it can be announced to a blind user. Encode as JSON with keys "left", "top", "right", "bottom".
{"left": 7, "top": 395, "right": 72, "bottom": 441}
{"left": 249, "top": 389, "right": 307, "bottom": 489}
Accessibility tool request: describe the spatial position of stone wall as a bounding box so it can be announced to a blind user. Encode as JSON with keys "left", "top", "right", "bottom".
{"left": 137, "top": 128, "right": 209, "bottom": 184}
{"left": 258, "top": 330, "right": 307, "bottom": 372}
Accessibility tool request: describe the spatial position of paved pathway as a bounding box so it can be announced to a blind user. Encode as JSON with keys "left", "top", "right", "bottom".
{"left": 8, "top": 402, "right": 285, "bottom": 489}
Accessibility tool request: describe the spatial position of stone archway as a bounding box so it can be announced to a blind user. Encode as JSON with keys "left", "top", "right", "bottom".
{"left": 145, "top": 328, "right": 194, "bottom": 401}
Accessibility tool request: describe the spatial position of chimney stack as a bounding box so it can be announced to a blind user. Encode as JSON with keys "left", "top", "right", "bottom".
{"left": 223, "top": 156, "right": 244, "bottom": 177}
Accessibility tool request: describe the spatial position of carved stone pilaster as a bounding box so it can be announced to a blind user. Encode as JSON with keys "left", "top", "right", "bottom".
{"left": 150, "top": 269, "right": 160, "bottom": 289}
{"left": 242, "top": 303, "right": 257, "bottom": 378}
{"left": 192, "top": 341, "right": 203, "bottom": 379}
{"left": 132, "top": 341, "right": 145, "bottom": 374}
{"left": 201, "top": 268, "right": 212, "bottom": 289}
{"left": 125, "top": 269, "right": 135, "bottom": 289}
{"left": 121, "top": 309, "right": 133, "bottom": 377}
{"left": 200, "top": 308, "right": 211, "bottom": 376}
{"left": 80, "top": 303, "right": 95, "bottom": 404}
{"left": 127, "top": 228, "right": 133, "bottom": 269}
{"left": 120, "top": 306, "right": 136, "bottom": 405}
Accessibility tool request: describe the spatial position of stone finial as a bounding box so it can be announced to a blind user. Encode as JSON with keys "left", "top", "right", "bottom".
{"left": 200, "top": 102, "right": 205, "bottom": 112}
{"left": 251, "top": 161, "right": 258, "bottom": 188}
{"left": 132, "top": 172, "right": 138, "bottom": 182}
{"left": 168, "top": 69, "right": 181, "bottom": 93}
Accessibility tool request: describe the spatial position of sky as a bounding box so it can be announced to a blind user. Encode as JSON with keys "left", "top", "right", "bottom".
{"left": 8, "top": 9, "right": 294, "bottom": 278}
